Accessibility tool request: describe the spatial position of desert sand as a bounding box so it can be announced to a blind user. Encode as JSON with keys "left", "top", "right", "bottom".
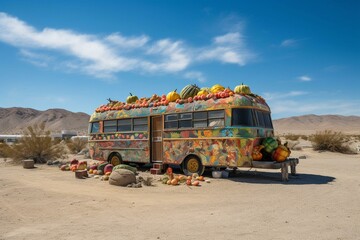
{"left": 1, "top": 148, "right": 359, "bottom": 240}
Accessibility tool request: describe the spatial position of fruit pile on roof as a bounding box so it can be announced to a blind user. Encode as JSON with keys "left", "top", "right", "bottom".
{"left": 94, "top": 83, "right": 265, "bottom": 113}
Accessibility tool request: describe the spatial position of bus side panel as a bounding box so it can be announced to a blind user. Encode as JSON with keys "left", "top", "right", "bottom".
{"left": 163, "top": 127, "right": 262, "bottom": 167}
{"left": 163, "top": 138, "right": 258, "bottom": 167}
{"left": 88, "top": 131, "right": 150, "bottom": 163}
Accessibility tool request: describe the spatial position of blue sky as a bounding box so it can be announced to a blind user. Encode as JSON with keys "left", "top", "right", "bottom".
{"left": 0, "top": 0, "right": 359, "bottom": 119}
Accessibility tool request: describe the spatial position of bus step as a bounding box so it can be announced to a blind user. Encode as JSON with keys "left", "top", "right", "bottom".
{"left": 150, "top": 168, "right": 162, "bottom": 175}
{"left": 153, "top": 163, "right": 163, "bottom": 169}
{"left": 150, "top": 163, "right": 163, "bottom": 175}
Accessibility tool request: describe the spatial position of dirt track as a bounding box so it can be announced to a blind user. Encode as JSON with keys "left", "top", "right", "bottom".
{"left": 1, "top": 149, "right": 359, "bottom": 240}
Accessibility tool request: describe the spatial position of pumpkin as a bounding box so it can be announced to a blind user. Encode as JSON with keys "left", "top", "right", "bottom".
{"left": 126, "top": 93, "right": 138, "bottom": 104}
{"left": 234, "top": 83, "right": 251, "bottom": 94}
{"left": 180, "top": 84, "right": 200, "bottom": 99}
{"left": 166, "top": 89, "right": 180, "bottom": 102}
{"left": 262, "top": 137, "right": 279, "bottom": 153}
{"left": 197, "top": 89, "right": 209, "bottom": 96}
{"left": 272, "top": 143, "right": 291, "bottom": 162}
{"left": 252, "top": 145, "right": 264, "bottom": 161}
{"left": 210, "top": 84, "right": 225, "bottom": 93}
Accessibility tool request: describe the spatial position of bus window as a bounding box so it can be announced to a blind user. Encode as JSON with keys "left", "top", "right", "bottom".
{"left": 90, "top": 122, "right": 100, "bottom": 133}
{"left": 256, "top": 110, "right": 265, "bottom": 127}
{"left": 179, "top": 113, "right": 192, "bottom": 128}
{"left": 208, "top": 110, "right": 225, "bottom": 127}
{"left": 232, "top": 108, "right": 255, "bottom": 127}
{"left": 118, "top": 119, "right": 132, "bottom": 131}
{"left": 193, "top": 112, "right": 207, "bottom": 128}
{"left": 104, "top": 120, "right": 117, "bottom": 132}
{"left": 133, "top": 118, "right": 148, "bottom": 131}
{"left": 165, "top": 114, "right": 178, "bottom": 129}
{"left": 263, "top": 112, "right": 273, "bottom": 128}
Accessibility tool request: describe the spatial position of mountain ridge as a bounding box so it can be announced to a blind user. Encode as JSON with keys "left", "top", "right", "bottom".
{"left": 1, "top": 107, "right": 359, "bottom": 135}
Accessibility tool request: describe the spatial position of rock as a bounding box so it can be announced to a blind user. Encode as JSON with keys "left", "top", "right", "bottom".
{"left": 109, "top": 169, "right": 136, "bottom": 187}
{"left": 23, "top": 159, "right": 34, "bottom": 169}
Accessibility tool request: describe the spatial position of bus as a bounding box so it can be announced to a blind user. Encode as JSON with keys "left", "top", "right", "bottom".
{"left": 88, "top": 88, "right": 274, "bottom": 176}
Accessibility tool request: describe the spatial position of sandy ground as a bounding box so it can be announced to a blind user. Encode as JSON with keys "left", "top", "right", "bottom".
{"left": 0, "top": 148, "right": 360, "bottom": 240}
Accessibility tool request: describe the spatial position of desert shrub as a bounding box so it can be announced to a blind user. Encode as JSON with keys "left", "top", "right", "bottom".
{"left": 284, "top": 134, "right": 300, "bottom": 141}
{"left": 7, "top": 123, "right": 66, "bottom": 164}
{"left": 311, "top": 130, "right": 353, "bottom": 154}
{"left": 0, "top": 143, "right": 12, "bottom": 158}
{"left": 284, "top": 134, "right": 309, "bottom": 141}
{"left": 66, "top": 138, "right": 88, "bottom": 154}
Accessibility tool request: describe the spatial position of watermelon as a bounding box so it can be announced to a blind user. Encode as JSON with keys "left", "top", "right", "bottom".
{"left": 180, "top": 84, "right": 200, "bottom": 99}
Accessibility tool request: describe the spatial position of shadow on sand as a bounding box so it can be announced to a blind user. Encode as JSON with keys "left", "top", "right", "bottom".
{"left": 214, "top": 170, "right": 336, "bottom": 185}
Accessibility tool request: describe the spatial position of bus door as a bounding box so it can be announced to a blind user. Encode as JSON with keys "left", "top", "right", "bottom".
{"left": 151, "top": 116, "right": 163, "bottom": 162}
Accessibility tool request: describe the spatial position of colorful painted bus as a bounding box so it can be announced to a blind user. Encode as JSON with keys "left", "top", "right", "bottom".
{"left": 88, "top": 89, "right": 274, "bottom": 175}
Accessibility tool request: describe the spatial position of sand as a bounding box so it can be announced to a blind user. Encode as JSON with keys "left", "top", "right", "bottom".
{"left": 0, "top": 149, "right": 359, "bottom": 240}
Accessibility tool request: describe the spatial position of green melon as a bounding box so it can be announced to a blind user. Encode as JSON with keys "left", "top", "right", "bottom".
{"left": 180, "top": 84, "right": 200, "bottom": 99}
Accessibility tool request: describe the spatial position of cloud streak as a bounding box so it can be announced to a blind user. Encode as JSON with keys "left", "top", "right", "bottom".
{"left": 0, "top": 12, "right": 254, "bottom": 79}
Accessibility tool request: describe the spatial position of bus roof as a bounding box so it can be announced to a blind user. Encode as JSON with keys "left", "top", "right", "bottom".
{"left": 89, "top": 93, "right": 270, "bottom": 122}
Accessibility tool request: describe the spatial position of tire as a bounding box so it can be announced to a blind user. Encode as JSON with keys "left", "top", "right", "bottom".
{"left": 108, "top": 153, "right": 122, "bottom": 166}
{"left": 182, "top": 155, "right": 204, "bottom": 176}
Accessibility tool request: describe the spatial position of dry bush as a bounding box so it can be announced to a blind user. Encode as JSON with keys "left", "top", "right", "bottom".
{"left": 311, "top": 130, "right": 354, "bottom": 154}
{"left": 284, "top": 134, "right": 309, "bottom": 141}
{"left": 66, "top": 138, "right": 88, "bottom": 154}
{"left": 7, "top": 123, "right": 66, "bottom": 164}
{"left": 284, "top": 134, "right": 301, "bottom": 141}
{"left": 0, "top": 143, "right": 12, "bottom": 158}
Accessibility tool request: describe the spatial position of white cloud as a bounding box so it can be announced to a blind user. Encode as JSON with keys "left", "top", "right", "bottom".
{"left": 198, "top": 32, "right": 254, "bottom": 66}
{"left": 184, "top": 71, "right": 206, "bottom": 83}
{"left": 280, "top": 39, "right": 298, "bottom": 47}
{"left": 298, "top": 75, "right": 312, "bottom": 81}
{"left": 144, "top": 39, "right": 191, "bottom": 72}
{"left": 263, "top": 91, "right": 308, "bottom": 101}
{"left": 0, "top": 12, "right": 254, "bottom": 79}
{"left": 106, "top": 33, "right": 149, "bottom": 48}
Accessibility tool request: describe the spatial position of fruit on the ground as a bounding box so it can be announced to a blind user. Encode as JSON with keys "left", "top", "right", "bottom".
{"left": 104, "top": 164, "right": 114, "bottom": 174}
{"left": 180, "top": 84, "right": 200, "bottom": 99}
{"left": 166, "top": 89, "right": 180, "bottom": 102}
{"left": 70, "top": 159, "right": 79, "bottom": 165}
{"left": 192, "top": 180, "right": 200, "bottom": 186}
{"left": 262, "top": 137, "right": 279, "bottom": 153}
{"left": 126, "top": 93, "right": 139, "bottom": 104}
{"left": 210, "top": 84, "right": 225, "bottom": 93}
{"left": 77, "top": 161, "right": 87, "bottom": 170}
{"left": 234, "top": 83, "right": 251, "bottom": 94}
{"left": 171, "top": 178, "right": 179, "bottom": 185}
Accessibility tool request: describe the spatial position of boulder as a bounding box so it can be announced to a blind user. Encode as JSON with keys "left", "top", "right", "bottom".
{"left": 109, "top": 169, "right": 136, "bottom": 187}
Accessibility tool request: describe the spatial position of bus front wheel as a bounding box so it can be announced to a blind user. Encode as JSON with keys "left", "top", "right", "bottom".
{"left": 182, "top": 156, "right": 205, "bottom": 176}
{"left": 108, "top": 153, "right": 122, "bottom": 166}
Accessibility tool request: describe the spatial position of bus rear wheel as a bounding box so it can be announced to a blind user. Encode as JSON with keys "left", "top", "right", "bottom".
{"left": 108, "top": 153, "right": 122, "bottom": 166}
{"left": 182, "top": 156, "right": 204, "bottom": 176}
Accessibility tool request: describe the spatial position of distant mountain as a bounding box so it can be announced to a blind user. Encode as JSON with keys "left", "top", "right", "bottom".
{"left": 1, "top": 108, "right": 359, "bottom": 136}
{"left": 0, "top": 107, "right": 90, "bottom": 135}
{"left": 273, "top": 114, "right": 360, "bottom": 135}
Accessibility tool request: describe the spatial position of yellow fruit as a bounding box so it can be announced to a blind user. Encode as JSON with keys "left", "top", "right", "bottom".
{"left": 197, "top": 89, "right": 209, "bottom": 96}
{"left": 166, "top": 89, "right": 181, "bottom": 102}
{"left": 210, "top": 84, "right": 225, "bottom": 93}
